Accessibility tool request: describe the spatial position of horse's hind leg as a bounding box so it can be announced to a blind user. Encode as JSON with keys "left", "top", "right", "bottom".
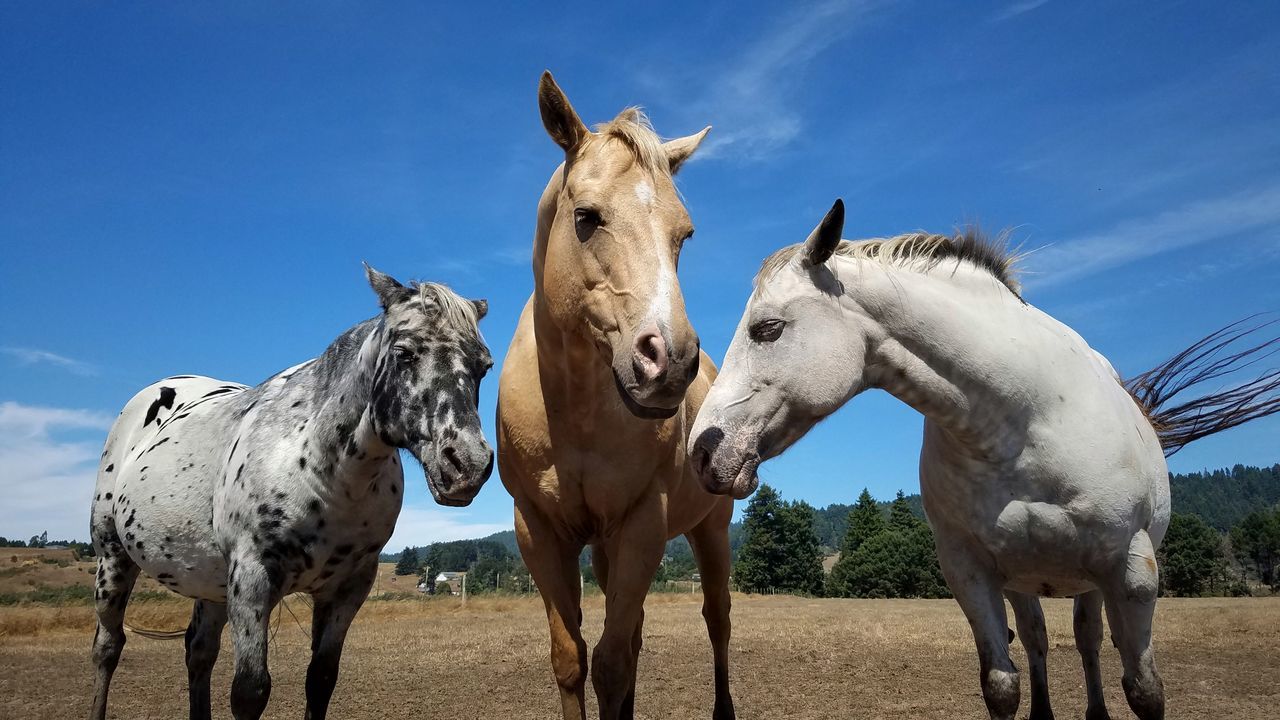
{"left": 89, "top": 542, "right": 140, "bottom": 720}
{"left": 1007, "top": 591, "right": 1054, "bottom": 720}
{"left": 1073, "top": 590, "right": 1112, "bottom": 720}
{"left": 1103, "top": 532, "right": 1165, "bottom": 720}
{"left": 186, "top": 600, "right": 228, "bottom": 720}
{"left": 687, "top": 502, "right": 737, "bottom": 720}
{"left": 304, "top": 558, "right": 378, "bottom": 720}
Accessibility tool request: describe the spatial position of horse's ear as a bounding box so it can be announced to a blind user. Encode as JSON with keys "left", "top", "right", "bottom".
{"left": 663, "top": 126, "right": 711, "bottom": 174}
{"left": 804, "top": 199, "right": 845, "bottom": 266}
{"left": 364, "top": 262, "right": 410, "bottom": 310}
{"left": 471, "top": 299, "right": 489, "bottom": 320}
{"left": 539, "top": 71, "right": 589, "bottom": 153}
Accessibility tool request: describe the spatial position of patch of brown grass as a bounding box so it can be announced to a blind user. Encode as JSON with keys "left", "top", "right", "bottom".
{"left": 1, "top": 595, "right": 1275, "bottom": 719}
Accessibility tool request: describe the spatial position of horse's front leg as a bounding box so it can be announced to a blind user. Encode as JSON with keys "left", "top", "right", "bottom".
{"left": 937, "top": 542, "right": 1020, "bottom": 720}
{"left": 592, "top": 492, "right": 665, "bottom": 720}
{"left": 516, "top": 502, "right": 589, "bottom": 720}
{"left": 304, "top": 557, "right": 377, "bottom": 720}
{"left": 1007, "top": 590, "right": 1054, "bottom": 720}
{"left": 227, "top": 554, "right": 282, "bottom": 720}
{"left": 687, "top": 501, "right": 737, "bottom": 720}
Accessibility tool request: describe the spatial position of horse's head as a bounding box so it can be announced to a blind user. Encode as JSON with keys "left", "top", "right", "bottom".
{"left": 364, "top": 265, "right": 494, "bottom": 506}
{"left": 534, "top": 71, "right": 710, "bottom": 419}
{"left": 690, "top": 200, "right": 862, "bottom": 499}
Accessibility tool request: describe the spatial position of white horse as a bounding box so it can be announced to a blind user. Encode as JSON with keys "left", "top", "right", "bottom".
{"left": 689, "top": 199, "right": 1279, "bottom": 720}
{"left": 89, "top": 267, "right": 494, "bottom": 720}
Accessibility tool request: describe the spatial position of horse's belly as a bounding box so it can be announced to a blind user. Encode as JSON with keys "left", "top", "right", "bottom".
{"left": 974, "top": 500, "right": 1129, "bottom": 595}
{"left": 122, "top": 500, "right": 229, "bottom": 601}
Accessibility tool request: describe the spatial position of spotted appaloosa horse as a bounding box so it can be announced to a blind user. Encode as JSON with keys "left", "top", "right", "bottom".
{"left": 88, "top": 266, "right": 494, "bottom": 720}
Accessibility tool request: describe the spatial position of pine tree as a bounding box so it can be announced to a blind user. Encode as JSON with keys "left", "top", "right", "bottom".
{"left": 779, "top": 501, "right": 826, "bottom": 596}
{"left": 888, "top": 490, "right": 917, "bottom": 531}
{"left": 1159, "top": 513, "right": 1226, "bottom": 596}
{"left": 394, "top": 546, "right": 420, "bottom": 576}
{"left": 827, "top": 489, "right": 884, "bottom": 597}
{"left": 844, "top": 489, "right": 885, "bottom": 555}
{"left": 1230, "top": 507, "right": 1280, "bottom": 589}
{"left": 733, "top": 485, "right": 788, "bottom": 593}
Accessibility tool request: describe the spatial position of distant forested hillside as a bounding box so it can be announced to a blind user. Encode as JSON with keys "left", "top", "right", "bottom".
{"left": 1169, "top": 464, "right": 1280, "bottom": 530}
{"left": 382, "top": 464, "right": 1280, "bottom": 563}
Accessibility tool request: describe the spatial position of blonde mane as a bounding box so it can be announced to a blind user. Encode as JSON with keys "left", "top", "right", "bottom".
{"left": 594, "top": 107, "right": 671, "bottom": 177}
{"left": 756, "top": 229, "right": 1023, "bottom": 297}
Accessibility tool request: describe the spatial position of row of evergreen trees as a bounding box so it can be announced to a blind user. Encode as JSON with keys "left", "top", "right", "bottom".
{"left": 733, "top": 484, "right": 950, "bottom": 598}
{"left": 733, "top": 484, "right": 1280, "bottom": 599}
{"left": 1158, "top": 507, "right": 1280, "bottom": 596}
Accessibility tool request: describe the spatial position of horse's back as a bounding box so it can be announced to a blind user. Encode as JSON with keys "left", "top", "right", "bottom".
{"left": 93, "top": 375, "right": 249, "bottom": 600}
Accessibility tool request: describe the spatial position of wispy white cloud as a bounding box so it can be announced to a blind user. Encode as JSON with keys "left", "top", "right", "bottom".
{"left": 653, "top": 0, "right": 883, "bottom": 162}
{"left": 2, "top": 346, "right": 97, "bottom": 376}
{"left": 385, "top": 504, "right": 508, "bottom": 551}
{"left": 0, "top": 401, "right": 113, "bottom": 541}
{"left": 1024, "top": 181, "right": 1280, "bottom": 288}
{"left": 989, "top": 0, "right": 1050, "bottom": 23}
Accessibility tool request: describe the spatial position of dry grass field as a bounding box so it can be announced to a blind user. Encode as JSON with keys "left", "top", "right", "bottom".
{"left": 1, "top": 585, "right": 1277, "bottom": 719}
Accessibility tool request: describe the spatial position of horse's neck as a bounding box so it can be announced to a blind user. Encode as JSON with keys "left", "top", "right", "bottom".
{"left": 853, "top": 263, "right": 1031, "bottom": 461}
{"left": 295, "top": 320, "right": 394, "bottom": 484}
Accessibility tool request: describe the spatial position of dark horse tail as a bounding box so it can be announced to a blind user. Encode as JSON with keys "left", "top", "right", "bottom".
{"left": 1125, "top": 315, "right": 1280, "bottom": 456}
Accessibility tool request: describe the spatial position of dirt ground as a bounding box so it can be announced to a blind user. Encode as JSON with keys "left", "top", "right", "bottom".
{"left": 1, "top": 592, "right": 1276, "bottom": 719}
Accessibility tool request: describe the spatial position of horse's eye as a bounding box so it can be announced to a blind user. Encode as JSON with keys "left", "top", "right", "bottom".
{"left": 573, "top": 207, "right": 602, "bottom": 240}
{"left": 749, "top": 319, "right": 786, "bottom": 343}
{"left": 392, "top": 345, "right": 414, "bottom": 362}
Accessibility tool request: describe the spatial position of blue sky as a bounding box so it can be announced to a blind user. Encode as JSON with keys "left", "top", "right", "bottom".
{"left": 2, "top": 1, "right": 1278, "bottom": 548}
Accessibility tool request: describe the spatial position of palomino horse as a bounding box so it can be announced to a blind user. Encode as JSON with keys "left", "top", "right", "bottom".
{"left": 497, "top": 72, "right": 736, "bottom": 720}
{"left": 690, "top": 200, "right": 1279, "bottom": 720}
{"left": 89, "top": 267, "right": 494, "bottom": 720}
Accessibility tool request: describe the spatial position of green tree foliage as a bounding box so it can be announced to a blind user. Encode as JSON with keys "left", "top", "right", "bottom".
{"left": 1159, "top": 513, "right": 1228, "bottom": 596}
{"left": 393, "top": 546, "right": 420, "bottom": 576}
{"left": 780, "top": 501, "right": 826, "bottom": 596}
{"left": 827, "top": 489, "right": 949, "bottom": 599}
{"left": 842, "top": 489, "right": 885, "bottom": 556}
{"left": 466, "top": 550, "right": 528, "bottom": 594}
{"left": 734, "top": 484, "right": 825, "bottom": 595}
{"left": 1230, "top": 507, "right": 1280, "bottom": 589}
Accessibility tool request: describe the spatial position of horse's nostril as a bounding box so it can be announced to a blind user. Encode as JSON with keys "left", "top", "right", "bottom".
{"left": 691, "top": 444, "right": 711, "bottom": 479}
{"left": 633, "top": 329, "right": 669, "bottom": 382}
{"left": 442, "top": 446, "right": 464, "bottom": 480}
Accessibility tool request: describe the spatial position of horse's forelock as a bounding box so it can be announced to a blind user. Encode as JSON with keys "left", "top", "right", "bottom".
{"left": 593, "top": 107, "right": 670, "bottom": 178}
{"left": 410, "top": 282, "right": 482, "bottom": 338}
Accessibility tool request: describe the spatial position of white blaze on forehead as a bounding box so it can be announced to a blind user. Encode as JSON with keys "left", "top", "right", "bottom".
{"left": 634, "top": 180, "right": 655, "bottom": 206}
